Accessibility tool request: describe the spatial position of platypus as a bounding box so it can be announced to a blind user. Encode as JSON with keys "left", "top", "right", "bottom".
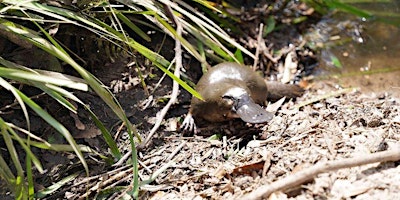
{"left": 181, "top": 62, "right": 304, "bottom": 132}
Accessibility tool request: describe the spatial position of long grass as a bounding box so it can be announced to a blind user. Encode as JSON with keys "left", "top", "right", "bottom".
{"left": 0, "top": 0, "right": 250, "bottom": 198}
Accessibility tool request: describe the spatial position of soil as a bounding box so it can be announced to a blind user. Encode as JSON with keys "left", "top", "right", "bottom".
{"left": 0, "top": 1, "right": 399, "bottom": 200}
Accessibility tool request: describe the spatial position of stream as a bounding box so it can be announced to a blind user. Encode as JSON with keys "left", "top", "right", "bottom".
{"left": 316, "top": 1, "right": 400, "bottom": 97}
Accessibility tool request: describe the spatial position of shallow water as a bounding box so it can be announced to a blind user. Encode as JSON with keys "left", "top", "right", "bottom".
{"left": 317, "top": 1, "right": 400, "bottom": 97}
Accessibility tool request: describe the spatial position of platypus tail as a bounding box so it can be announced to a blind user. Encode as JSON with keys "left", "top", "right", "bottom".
{"left": 265, "top": 81, "right": 305, "bottom": 102}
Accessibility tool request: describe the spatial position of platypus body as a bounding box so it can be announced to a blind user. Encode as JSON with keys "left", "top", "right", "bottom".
{"left": 182, "top": 62, "right": 303, "bottom": 132}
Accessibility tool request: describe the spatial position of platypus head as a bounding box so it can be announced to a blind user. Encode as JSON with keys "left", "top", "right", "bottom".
{"left": 221, "top": 86, "right": 273, "bottom": 123}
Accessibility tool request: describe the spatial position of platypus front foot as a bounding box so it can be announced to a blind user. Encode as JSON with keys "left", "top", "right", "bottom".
{"left": 181, "top": 113, "right": 198, "bottom": 133}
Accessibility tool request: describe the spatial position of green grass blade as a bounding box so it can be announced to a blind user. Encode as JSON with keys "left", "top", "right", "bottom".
{"left": 26, "top": 149, "right": 35, "bottom": 198}
{"left": 187, "top": 25, "right": 232, "bottom": 60}
{"left": 1, "top": 17, "right": 139, "bottom": 144}
{"left": 155, "top": 62, "right": 203, "bottom": 100}
{"left": 0, "top": 61, "right": 118, "bottom": 158}
{"left": 0, "top": 76, "right": 30, "bottom": 131}
{"left": 234, "top": 49, "right": 244, "bottom": 63}
{"left": 0, "top": 77, "right": 43, "bottom": 176}
{"left": 92, "top": 17, "right": 171, "bottom": 67}
{"left": 8, "top": 133, "right": 105, "bottom": 158}
{"left": 0, "top": 66, "right": 87, "bottom": 90}
{"left": 13, "top": 88, "right": 89, "bottom": 174}
{"left": 85, "top": 106, "right": 122, "bottom": 159}
{"left": 92, "top": 18, "right": 203, "bottom": 99}
{"left": 263, "top": 16, "right": 276, "bottom": 37}
{"left": 0, "top": 152, "right": 15, "bottom": 189}
{"left": 3, "top": 0, "right": 109, "bottom": 36}
{"left": 35, "top": 173, "right": 79, "bottom": 198}
{"left": 0, "top": 118, "right": 28, "bottom": 199}
{"left": 4, "top": 123, "right": 44, "bottom": 173}
{"left": 155, "top": 14, "right": 205, "bottom": 63}
{"left": 196, "top": 3, "right": 241, "bottom": 33}
{"left": 131, "top": 135, "right": 139, "bottom": 198}
{"left": 38, "top": 84, "right": 78, "bottom": 112}
{"left": 115, "top": 11, "right": 151, "bottom": 42}
{"left": 35, "top": 83, "right": 121, "bottom": 158}
{"left": 5, "top": 2, "right": 202, "bottom": 102}
{"left": 326, "top": 0, "right": 373, "bottom": 18}
{"left": 160, "top": 0, "right": 255, "bottom": 59}
{"left": 41, "top": 83, "right": 121, "bottom": 158}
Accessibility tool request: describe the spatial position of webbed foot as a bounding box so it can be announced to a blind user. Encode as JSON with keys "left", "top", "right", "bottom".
{"left": 181, "top": 113, "right": 198, "bottom": 134}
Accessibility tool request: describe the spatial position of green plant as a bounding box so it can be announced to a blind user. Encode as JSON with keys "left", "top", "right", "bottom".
{"left": 0, "top": 0, "right": 256, "bottom": 198}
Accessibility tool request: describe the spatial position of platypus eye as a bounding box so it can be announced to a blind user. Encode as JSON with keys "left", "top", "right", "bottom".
{"left": 222, "top": 95, "right": 234, "bottom": 100}
{"left": 221, "top": 95, "right": 235, "bottom": 106}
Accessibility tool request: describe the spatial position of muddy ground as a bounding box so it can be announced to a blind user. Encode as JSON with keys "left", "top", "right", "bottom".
{"left": 31, "top": 65, "right": 398, "bottom": 200}
{"left": 0, "top": 1, "right": 400, "bottom": 200}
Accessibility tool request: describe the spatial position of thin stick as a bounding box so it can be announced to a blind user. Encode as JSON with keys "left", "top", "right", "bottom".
{"left": 142, "top": 5, "right": 183, "bottom": 148}
{"left": 167, "top": 141, "right": 187, "bottom": 161}
{"left": 0, "top": 92, "right": 45, "bottom": 111}
{"left": 238, "top": 148, "right": 400, "bottom": 200}
{"left": 151, "top": 59, "right": 174, "bottom": 94}
{"left": 253, "top": 23, "right": 264, "bottom": 71}
{"left": 295, "top": 87, "right": 357, "bottom": 109}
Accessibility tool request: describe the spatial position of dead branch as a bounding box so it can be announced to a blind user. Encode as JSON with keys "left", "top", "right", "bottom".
{"left": 238, "top": 147, "right": 400, "bottom": 200}
{"left": 141, "top": 5, "right": 184, "bottom": 148}
{"left": 295, "top": 87, "right": 357, "bottom": 109}
{"left": 253, "top": 23, "right": 264, "bottom": 71}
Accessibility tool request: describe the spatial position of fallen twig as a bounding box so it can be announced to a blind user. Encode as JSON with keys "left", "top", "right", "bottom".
{"left": 295, "top": 87, "right": 358, "bottom": 109}
{"left": 238, "top": 148, "right": 400, "bottom": 200}
{"left": 167, "top": 141, "right": 187, "bottom": 161}
{"left": 253, "top": 23, "right": 264, "bottom": 71}
{"left": 141, "top": 5, "right": 184, "bottom": 148}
